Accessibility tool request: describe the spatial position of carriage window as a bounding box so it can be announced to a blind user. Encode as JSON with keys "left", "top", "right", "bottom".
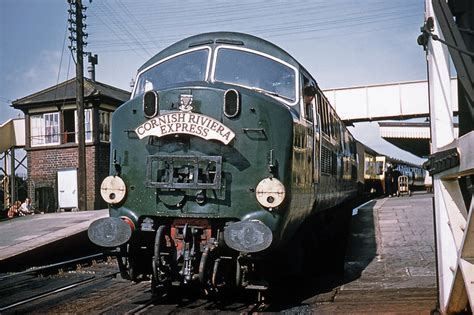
{"left": 134, "top": 48, "right": 209, "bottom": 97}
{"left": 376, "top": 161, "right": 384, "bottom": 175}
{"left": 214, "top": 48, "right": 297, "bottom": 103}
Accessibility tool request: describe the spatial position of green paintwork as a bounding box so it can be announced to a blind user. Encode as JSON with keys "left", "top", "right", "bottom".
{"left": 107, "top": 32, "right": 358, "bottom": 252}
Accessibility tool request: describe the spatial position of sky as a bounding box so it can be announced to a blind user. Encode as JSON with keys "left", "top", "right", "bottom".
{"left": 0, "top": 0, "right": 428, "bottom": 164}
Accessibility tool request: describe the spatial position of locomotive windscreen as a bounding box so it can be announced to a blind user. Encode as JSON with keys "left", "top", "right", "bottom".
{"left": 214, "top": 47, "right": 297, "bottom": 103}
{"left": 134, "top": 48, "right": 210, "bottom": 97}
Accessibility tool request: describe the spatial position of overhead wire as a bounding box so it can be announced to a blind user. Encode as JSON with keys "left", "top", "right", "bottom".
{"left": 282, "top": 20, "right": 422, "bottom": 42}
{"left": 0, "top": 96, "right": 13, "bottom": 104}
{"left": 88, "top": 13, "right": 421, "bottom": 52}
{"left": 115, "top": 0, "right": 326, "bottom": 17}
{"left": 88, "top": 1, "right": 413, "bottom": 34}
{"left": 116, "top": 0, "right": 159, "bottom": 48}
{"left": 99, "top": 1, "right": 154, "bottom": 57}
{"left": 261, "top": 13, "right": 421, "bottom": 39}
{"left": 90, "top": 2, "right": 150, "bottom": 59}
{"left": 89, "top": 14, "right": 419, "bottom": 53}
{"left": 53, "top": 22, "right": 69, "bottom": 102}
{"left": 91, "top": 18, "right": 422, "bottom": 54}
{"left": 87, "top": 15, "right": 416, "bottom": 47}
{"left": 86, "top": 1, "right": 423, "bottom": 56}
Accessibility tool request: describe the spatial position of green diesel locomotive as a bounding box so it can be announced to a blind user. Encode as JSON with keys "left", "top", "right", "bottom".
{"left": 88, "top": 32, "right": 359, "bottom": 293}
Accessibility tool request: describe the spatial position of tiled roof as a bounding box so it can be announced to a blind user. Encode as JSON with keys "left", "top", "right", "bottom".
{"left": 12, "top": 78, "right": 130, "bottom": 108}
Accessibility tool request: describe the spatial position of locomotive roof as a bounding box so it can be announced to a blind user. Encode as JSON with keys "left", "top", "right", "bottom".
{"left": 138, "top": 32, "right": 301, "bottom": 73}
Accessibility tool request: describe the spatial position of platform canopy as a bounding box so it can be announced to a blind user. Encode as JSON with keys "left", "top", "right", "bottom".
{"left": 379, "top": 121, "right": 459, "bottom": 158}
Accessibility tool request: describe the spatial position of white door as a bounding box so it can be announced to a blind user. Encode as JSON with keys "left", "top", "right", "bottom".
{"left": 57, "top": 169, "right": 78, "bottom": 209}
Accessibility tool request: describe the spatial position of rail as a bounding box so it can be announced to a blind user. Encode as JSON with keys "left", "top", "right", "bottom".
{"left": 0, "top": 252, "right": 117, "bottom": 312}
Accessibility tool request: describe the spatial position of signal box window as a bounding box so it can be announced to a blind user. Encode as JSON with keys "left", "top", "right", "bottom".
{"left": 62, "top": 109, "right": 93, "bottom": 144}
{"left": 84, "top": 109, "right": 92, "bottom": 142}
{"left": 99, "top": 110, "right": 112, "bottom": 142}
{"left": 63, "top": 110, "right": 75, "bottom": 143}
{"left": 30, "top": 112, "right": 60, "bottom": 146}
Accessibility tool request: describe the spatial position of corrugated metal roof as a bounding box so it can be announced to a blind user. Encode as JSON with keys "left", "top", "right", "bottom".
{"left": 379, "top": 122, "right": 459, "bottom": 139}
{"left": 380, "top": 126, "right": 431, "bottom": 139}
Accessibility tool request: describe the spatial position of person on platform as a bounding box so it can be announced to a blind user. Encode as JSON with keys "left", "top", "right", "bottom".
{"left": 18, "top": 197, "right": 33, "bottom": 216}
{"left": 7, "top": 201, "right": 21, "bottom": 218}
{"left": 392, "top": 166, "right": 402, "bottom": 196}
{"left": 385, "top": 163, "right": 393, "bottom": 197}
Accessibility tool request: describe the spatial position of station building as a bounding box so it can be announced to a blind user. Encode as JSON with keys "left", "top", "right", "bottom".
{"left": 12, "top": 78, "right": 130, "bottom": 211}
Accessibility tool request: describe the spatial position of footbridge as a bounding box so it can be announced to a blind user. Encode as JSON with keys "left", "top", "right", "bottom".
{"left": 0, "top": 118, "right": 26, "bottom": 209}
{"left": 324, "top": 78, "right": 458, "bottom": 123}
{"left": 323, "top": 78, "right": 459, "bottom": 157}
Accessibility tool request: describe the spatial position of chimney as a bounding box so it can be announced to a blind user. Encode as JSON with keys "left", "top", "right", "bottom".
{"left": 87, "top": 53, "right": 98, "bottom": 81}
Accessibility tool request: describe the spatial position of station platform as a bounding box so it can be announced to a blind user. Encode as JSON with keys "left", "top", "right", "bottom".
{"left": 311, "top": 191, "right": 438, "bottom": 313}
{"left": 0, "top": 210, "right": 108, "bottom": 270}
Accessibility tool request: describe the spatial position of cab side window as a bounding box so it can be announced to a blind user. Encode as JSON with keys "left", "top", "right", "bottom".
{"left": 305, "top": 99, "right": 314, "bottom": 122}
{"left": 301, "top": 73, "right": 317, "bottom": 123}
{"left": 319, "top": 98, "right": 330, "bottom": 137}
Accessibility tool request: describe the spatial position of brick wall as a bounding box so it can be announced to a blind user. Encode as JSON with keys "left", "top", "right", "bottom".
{"left": 88, "top": 143, "right": 111, "bottom": 210}
{"left": 94, "top": 144, "right": 112, "bottom": 209}
{"left": 27, "top": 143, "right": 110, "bottom": 211}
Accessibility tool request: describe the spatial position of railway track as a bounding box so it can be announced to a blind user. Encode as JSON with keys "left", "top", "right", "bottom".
{"left": 1, "top": 202, "right": 365, "bottom": 314}
{"left": 0, "top": 253, "right": 118, "bottom": 313}
{"left": 0, "top": 195, "right": 437, "bottom": 313}
{"left": 0, "top": 266, "right": 347, "bottom": 313}
{"left": 1, "top": 199, "right": 369, "bottom": 314}
{"left": 1, "top": 254, "right": 269, "bottom": 314}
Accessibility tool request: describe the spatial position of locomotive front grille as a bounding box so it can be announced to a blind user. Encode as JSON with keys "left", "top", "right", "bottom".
{"left": 145, "top": 155, "right": 222, "bottom": 189}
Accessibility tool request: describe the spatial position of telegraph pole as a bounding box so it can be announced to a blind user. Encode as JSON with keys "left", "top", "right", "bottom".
{"left": 69, "top": 0, "right": 87, "bottom": 210}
